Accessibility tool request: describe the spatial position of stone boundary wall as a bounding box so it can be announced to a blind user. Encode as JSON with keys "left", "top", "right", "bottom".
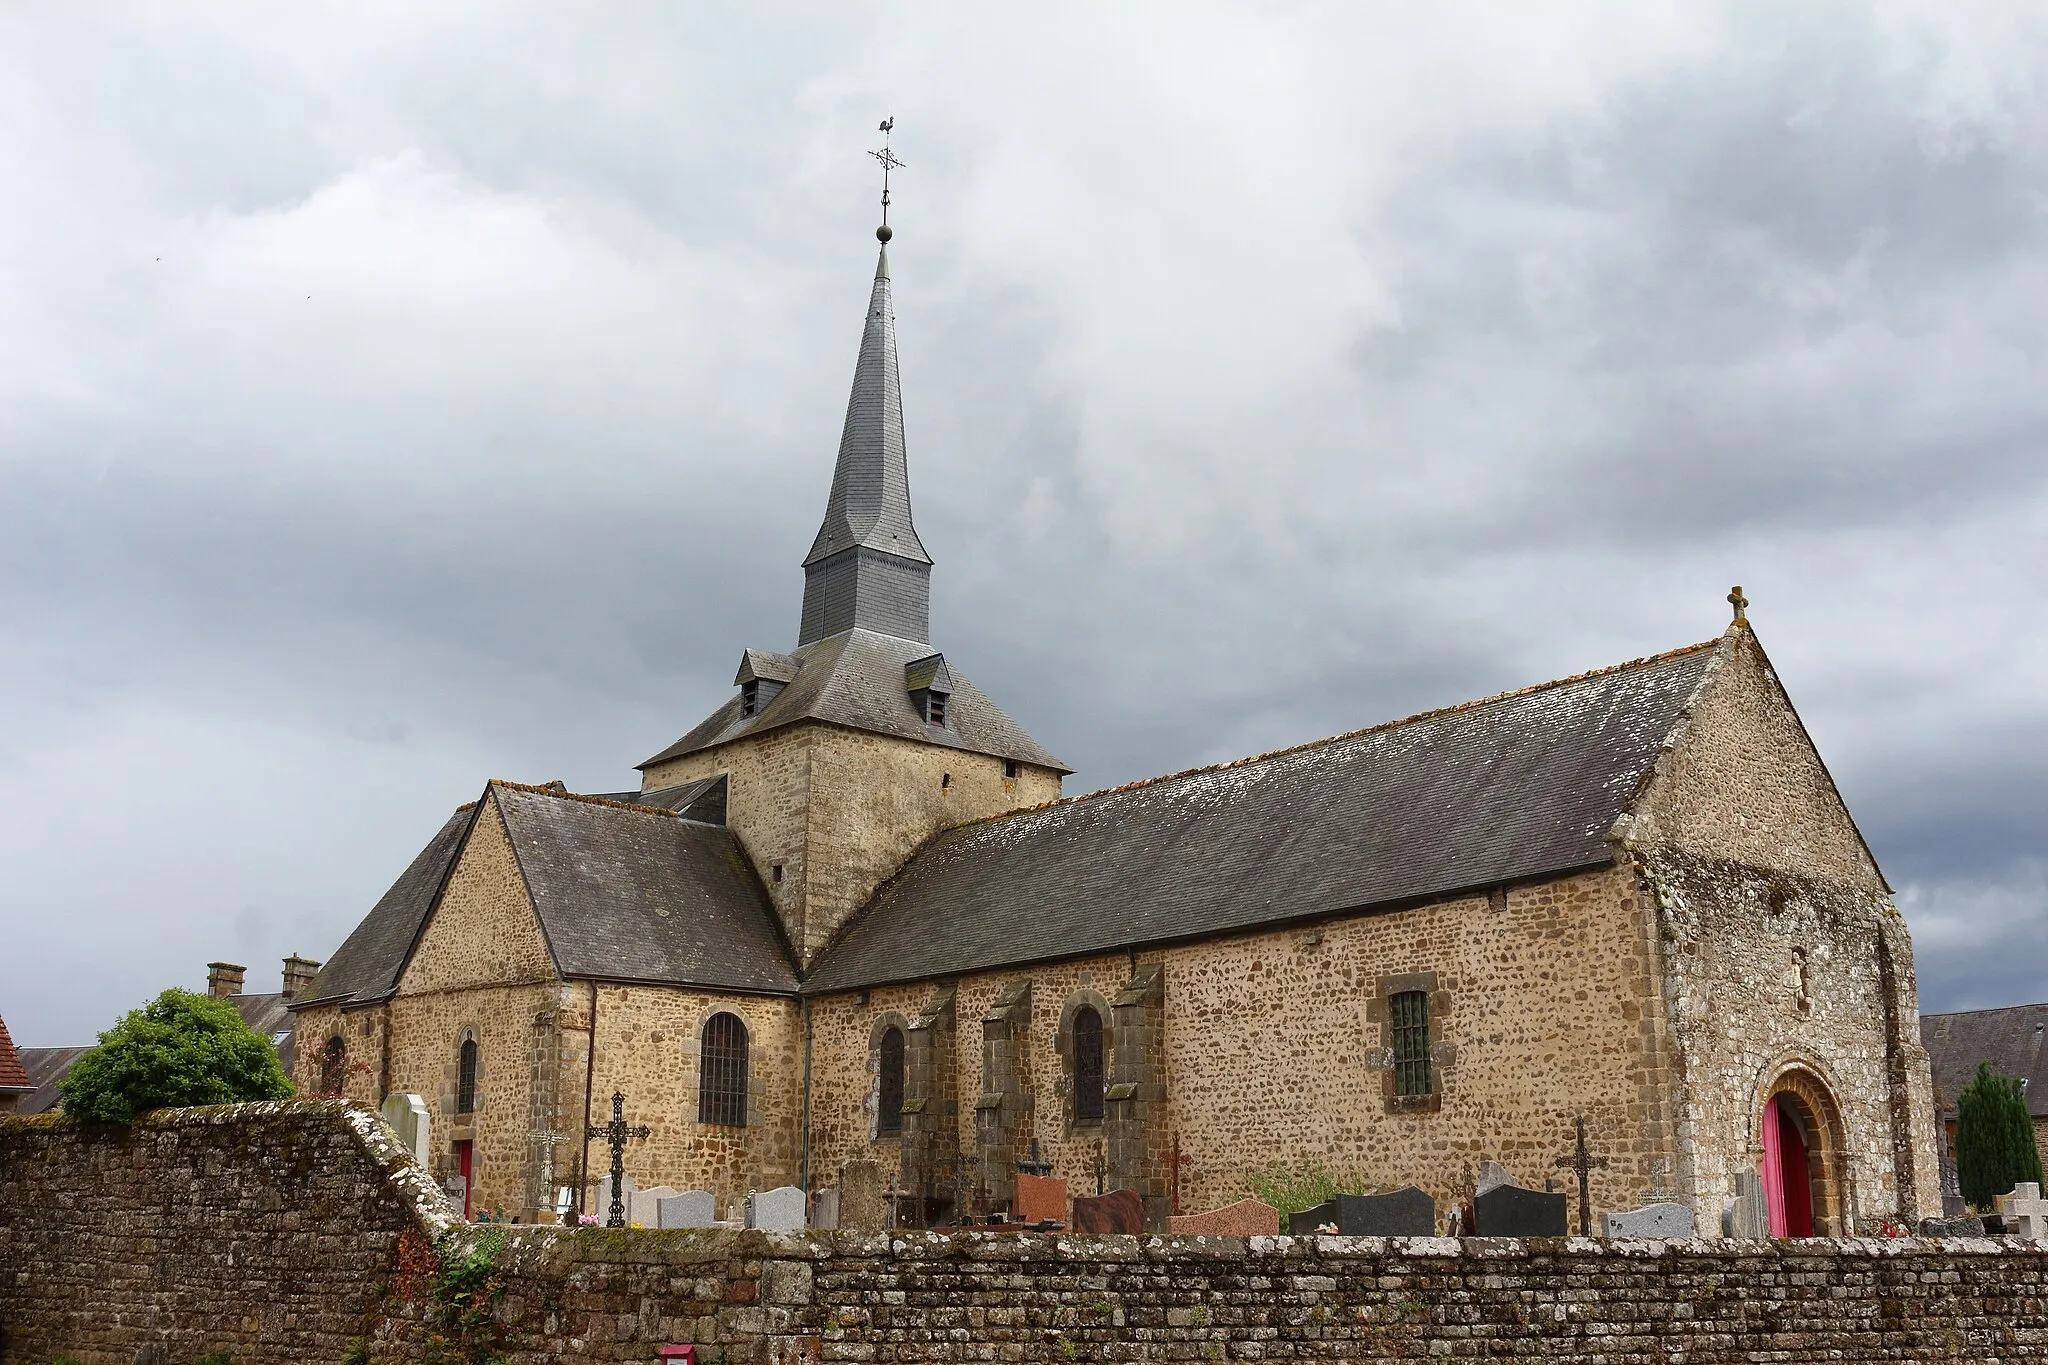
{"left": 0, "top": 1101, "right": 455, "bottom": 1365}
{"left": 4, "top": 1104, "right": 2047, "bottom": 1364}
{"left": 389, "top": 1226, "right": 2048, "bottom": 1365}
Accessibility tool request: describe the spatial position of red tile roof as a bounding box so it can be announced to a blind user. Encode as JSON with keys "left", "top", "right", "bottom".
{"left": 0, "top": 1014, "right": 31, "bottom": 1091}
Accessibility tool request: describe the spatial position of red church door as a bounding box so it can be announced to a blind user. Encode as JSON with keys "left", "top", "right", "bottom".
{"left": 1761, "top": 1096, "right": 1815, "bottom": 1237}
{"left": 455, "top": 1140, "right": 474, "bottom": 1220}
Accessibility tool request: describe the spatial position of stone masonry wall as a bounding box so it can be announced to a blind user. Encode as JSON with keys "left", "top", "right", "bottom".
{"left": 1624, "top": 626, "right": 1945, "bottom": 1230}
{"left": 641, "top": 721, "right": 1060, "bottom": 966}
{"left": 0, "top": 1101, "right": 455, "bottom": 1365}
{"left": 379, "top": 1226, "right": 2048, "bottom": 1365}
{"left": 806, "top": 863, "right": 1683, "bottom": 1230}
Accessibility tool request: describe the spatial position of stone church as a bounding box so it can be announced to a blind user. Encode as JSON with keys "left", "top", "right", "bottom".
{"left": 290, "top": 225, "right": 1943, "bottom": 1238}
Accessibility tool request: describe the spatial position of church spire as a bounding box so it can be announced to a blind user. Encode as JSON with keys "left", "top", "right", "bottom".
{"left": 797, "top": 210, "right": 934, "bottom": 645}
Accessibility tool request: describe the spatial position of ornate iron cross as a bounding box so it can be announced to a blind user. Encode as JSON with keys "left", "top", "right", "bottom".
{"left": 585, "top": 1090, "right": 651, "bottom": 1229}
{"left": 870, "top": 117, "right": 905, "bottom": 232}
{"left": 1554, "top": 1114, "right": 1610, "bottom": 1237}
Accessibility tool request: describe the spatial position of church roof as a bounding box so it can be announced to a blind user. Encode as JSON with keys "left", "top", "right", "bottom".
{"left": 494, "top": 785, "right": 797, "bottom": 994}
{"left": 1920, "top": 1001, "right": 2048, "bottom": 1119}
{"left": 638, "top": 627, "right": 1068, "bottom": 773}
{"left": 803, "top": 245, "right": 929, "bottom": 571}
{"left": 802, "top": 640, "right": 1719, "bottom": 993}
{"left": 292, "top": 807, "right": 473, "bottom": 1010}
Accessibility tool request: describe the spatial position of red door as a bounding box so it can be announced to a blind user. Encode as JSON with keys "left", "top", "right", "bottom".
{"left": 455, "top": 1140, "right": 474, "bottom": 1220}
{"left": 1762, "top": 1097, "right": 1815, "bottom": 1237}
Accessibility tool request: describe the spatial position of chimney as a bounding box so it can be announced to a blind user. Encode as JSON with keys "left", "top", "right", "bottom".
{"left": 207, "top": 962, "right": 246, "bottom": 999}
{"left": 281, "top": 955, "right": 322, "bottom": 1002}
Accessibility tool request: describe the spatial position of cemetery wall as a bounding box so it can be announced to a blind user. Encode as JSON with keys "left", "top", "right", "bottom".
{"left": 1623, "top": 626, "right": 1944, "bottom": 1230}
{"left": 805, "top": 861, "right": 1683, "bottom": 1227}
{"left": 0, "top": 1100, "right": 453, "bottom": 1365}
{"left": 377, "top": 1226, "right": 2048, "bottom": 1364}
{"left": 641, "top": 719, "right": 1061, "bottom": 965}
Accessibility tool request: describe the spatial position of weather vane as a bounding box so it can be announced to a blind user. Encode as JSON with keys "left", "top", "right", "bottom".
{"left": 871, "top": 117, "right": 904, "bottom": 241}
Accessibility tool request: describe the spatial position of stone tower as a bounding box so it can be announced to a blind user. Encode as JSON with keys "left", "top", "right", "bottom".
{"left": 637, "top": 232, "right": 1067, "bottom": 966}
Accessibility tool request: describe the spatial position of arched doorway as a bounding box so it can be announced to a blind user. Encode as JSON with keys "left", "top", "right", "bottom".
{"left": 1758, "top": 1067, "right": 1849, "bottom": 1236}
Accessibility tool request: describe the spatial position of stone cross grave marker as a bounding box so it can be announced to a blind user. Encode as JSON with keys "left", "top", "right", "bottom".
{"left": 1602, "top": 1201, "right": 1694, "bottom": 1239}
{"left": 379, "top": 1092, "right": 432, "bottom": 1169}
{"left": 751, "top": 1185, "right": 807, "bottom": 1232}
{"left": 657, "top": 1190, "right": 718, "bottom": 1229}
{"left": 1998, "top": 1183, "right": 2047, "bottom": 1241}
{"left": 585, "top": 1090, "right": 650, "bottom": 1228}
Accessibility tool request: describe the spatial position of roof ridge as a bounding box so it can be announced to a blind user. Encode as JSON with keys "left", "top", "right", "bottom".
{"left": 488, "top": 779, "right": 681, "bottom": 821}
{"left": 1923, "top": 1001, "right": 2048, "bottom": 1018}
{"left": 941, "top": 638, "right": 1722, "bottom": 836}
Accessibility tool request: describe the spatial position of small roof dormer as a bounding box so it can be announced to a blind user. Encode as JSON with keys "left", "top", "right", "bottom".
{"left": 906, "top": 652, "right": 953, "bottom": 729}
{"left": 736, "top": 648, "right": 799, "bottom": 720}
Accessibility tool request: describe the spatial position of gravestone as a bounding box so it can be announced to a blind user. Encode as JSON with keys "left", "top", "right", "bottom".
{"left": 751, "top": 1184, "right": 807, "bottom": 1233}
{"left": 1169, "top": 1198, "right": 1281, "bottom": 1236}
{"left": 1070, "top": 1189, "right": 1145, "bottom": 1233}
{"left": 1722, "top": 1169, "right": 1769, "bottom": 1240}
{"left": 596, "top": 1172, "right": 636, "bottom": 1220}
{"left": 631, "top": 1185, "right": 681, "bottom": 1228}
{"left": 811, "top": 1188, "right": 840, "bottom": 1230}
{"left": 1476, "top": 1161, "right": 1515, "bottom": 1196}
{"left": 657, "top": 1189, "right": 718, "bottom": 1229}
{"left": 1602, "top": 1201, "right": 1694, "bottom": 1239}
{"left": 378, "top": 1093, "right": 433, "bottom": 1169}
{"left": 1285, "top": 1190, "right": 1435, "bottom": 1236}
{"left": 1998, "top": 1182, "right": 2048, "bottom": 1241}
{"left": 1013, "top": 1173, "right": 1068, "bottom": 1225}
{"left": 840, "top": 1159, "right": 886, "bottom": 1232}
{"left": 1919, "top": 1212, "right": 1984, "bottom": 1237}
{"left": 1474, "top": 1181, "right": 1569, "bottom": 1237}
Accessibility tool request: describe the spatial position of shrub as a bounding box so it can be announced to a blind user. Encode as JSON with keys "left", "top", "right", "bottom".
{"left": 1242, "top": 1163, "right": 1373, "bottom": 1217}
{"left": 58, "top": 988, "right": 293, "bottom": 1124}
{"left": 1955, "top": 1061, "right": 2044, "bottom": 1210}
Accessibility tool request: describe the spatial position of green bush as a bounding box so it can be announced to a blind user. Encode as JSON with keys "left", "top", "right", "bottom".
{"left": 1955, "top": 1061, "right": 2044, "bottom": 1210}
{"left": 1242, "top": 1163, "right": 1373, "bottom": 1217}
{"left": 58, "top": 988, "right": 293, "bottom": 1124}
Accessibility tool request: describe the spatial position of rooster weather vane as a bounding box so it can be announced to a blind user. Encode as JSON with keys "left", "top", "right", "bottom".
{"left": 871, "top": 117, "right": 904, "bottom": 241}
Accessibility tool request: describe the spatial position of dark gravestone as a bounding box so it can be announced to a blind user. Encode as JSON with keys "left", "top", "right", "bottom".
{"left": 1286, "top": 1188, "right": 1436, "bottom": 1237}
{"left": 1070, "top": 1188, "right": 1145, "bottom": 1233}
{"left": 1473, "top": 1182, "right": 1569, "bottom": 1237}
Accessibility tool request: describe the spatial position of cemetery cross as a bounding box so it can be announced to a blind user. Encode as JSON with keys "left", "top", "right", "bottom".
{"left": 586, "top": 1090, "right": 652, "bottom": 1229}
{"left": 1554, "top": 1115, "right": 1609, "bottom": 1237}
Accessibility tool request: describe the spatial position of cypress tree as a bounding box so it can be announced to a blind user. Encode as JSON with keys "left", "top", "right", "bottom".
{"left": 1955, "top": 1061, "right": 2043, "bottom": 1210}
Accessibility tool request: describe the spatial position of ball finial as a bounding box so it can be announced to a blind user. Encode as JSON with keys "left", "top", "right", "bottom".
{"left": 876, "top": 224, "right": 893, "bottom": 243}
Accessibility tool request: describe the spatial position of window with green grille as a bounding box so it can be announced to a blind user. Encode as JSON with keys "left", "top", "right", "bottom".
{"left": 1391, "top": 990, "right": 1431, "bottom": 1098}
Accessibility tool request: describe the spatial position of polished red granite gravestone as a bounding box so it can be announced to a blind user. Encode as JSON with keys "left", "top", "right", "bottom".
{"left": 1070, "top": 1189, "right": 1145, "bottom": 1233}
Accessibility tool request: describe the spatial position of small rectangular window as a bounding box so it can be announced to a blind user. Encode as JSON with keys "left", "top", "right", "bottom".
{"left": 739, "top": 680, "right": 759, "bottom": 718}
{"left": 771, "top": 863, "right": 784, "bottom": 884}
{"left": 1390, "top": 991, "right": 1431, "bottom": 1098}
{"left": 927, "top": 694, "right": 947, "bottom": 727}
{"left": 1003, "top": 759, "right": 1019, "bottom": 780}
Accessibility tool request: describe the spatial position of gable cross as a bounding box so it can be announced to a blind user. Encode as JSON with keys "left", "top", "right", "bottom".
{"left": 585, "top": 1090, "right": 651, "bottom": 1228}
{"left": 1728, "top": 585, "right": 1749, "bottom": 622}
{"left": 1554, "top": 1115, "right": 1610, "bottom": 1237}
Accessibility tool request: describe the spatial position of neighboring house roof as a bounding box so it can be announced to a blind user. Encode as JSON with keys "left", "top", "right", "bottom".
{"left": 229, "top": 993, "right": 297, "bottom": 1076}
{"left": 293, "top": 808, "right": 474, "bottom": 1010}
{"left": 0, "top": 1015, "right": 30, "bottom": 1093}
{"left": 15, "top": 1046, "right": 90, "bottom": 1115}
{"left": 494, "top": 784, "right": 798, "bottom": 994}
{"left": 803, "top": 641, "right": 1718, "bottom": 993}
{"left": 1920, "top": 1002, "right": 2048, "bottom": 1119}
{"left": 638, "top": 626, "right": 1068, "bottom": 773}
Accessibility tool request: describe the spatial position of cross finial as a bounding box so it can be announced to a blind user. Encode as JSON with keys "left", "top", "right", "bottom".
{"left": 1728, "top": 585, "right": 1749, "bottom": 623}
{"left": 870, "top": 117, "right": 905, "bottom": 242}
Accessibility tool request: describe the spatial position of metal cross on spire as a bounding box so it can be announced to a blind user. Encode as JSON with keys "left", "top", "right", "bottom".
{"left": 871, "top": 117, "right": 905, "bottom": 240}
{"left": 585, "top": 1090, "right": 650, "bottom": 1228}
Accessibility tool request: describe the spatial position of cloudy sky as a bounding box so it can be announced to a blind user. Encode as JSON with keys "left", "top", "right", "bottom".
{"left": 4, "top": 3, "right": 2045, "bottom": 1045}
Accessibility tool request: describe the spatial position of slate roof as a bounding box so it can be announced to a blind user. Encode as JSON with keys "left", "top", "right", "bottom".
{"left": 1921, "top": 1002, "right": 2048, "bottom": 1118}
{"left": 639, "top": 627, "right": 1068, "bottom": 773}
{"left": 0, "top": 1015, "right": 29, "bottom": 1093}
{"left": 14, "top": 1046, "right": 88, "bottom": 1115}
{"left": 803, "top": 641, "right": 1720, "bottom": 993}
{"left": 494, "top": 785, "right": 797, "bottom": 994}
{"left": 292, "top": 808, "right": 474, "bottom": 1009}
{"left": 229, "top": 993, "right": 297, "bottom": 1076}
{"left": 803, "top": 245, "right": 928, "bottom": 569}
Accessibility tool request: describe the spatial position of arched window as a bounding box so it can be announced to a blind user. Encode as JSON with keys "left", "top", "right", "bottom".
{"left": 1073, "top": 1005, "right": 1106, "bottom": 1122}
{"left": 698, "top": 1012, "right": 749, "bottom": 1127}
{"left": 877, "top": 1026, "right": 906, "bottom": 1135}
{"left": 457, "top": 1036, "right": 478, "bottom": 1114}
{"left": 320, "top": 1035, "right": 347, "bottom": 1098}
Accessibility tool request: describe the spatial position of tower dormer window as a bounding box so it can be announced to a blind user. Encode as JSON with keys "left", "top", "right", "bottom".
{"left": 740, "top": 680, "right": 760, "bottom": 718}
{"left": 905, "top": 653, "right": 954, "bottom": 732}
{"left": 924, "top": 692, "right": 947, "bottom": 726}
{"left": 733, "top": 649, "right": 795, "bottom": 721}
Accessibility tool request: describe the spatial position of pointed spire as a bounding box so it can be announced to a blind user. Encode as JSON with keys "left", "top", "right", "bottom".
{"left": 797, "top": 237, "right": 934, "bottom": 646}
